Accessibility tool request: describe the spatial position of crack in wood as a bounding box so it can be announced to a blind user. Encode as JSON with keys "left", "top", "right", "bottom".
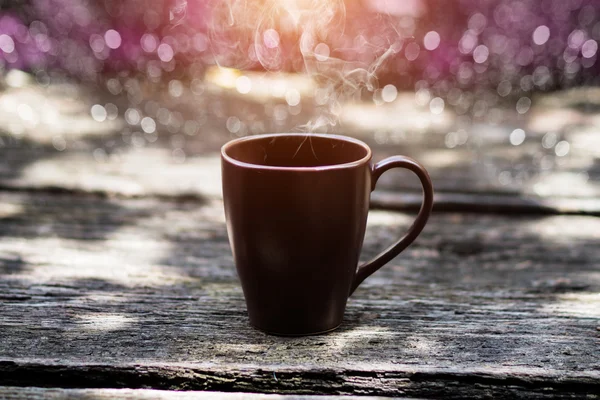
{"left": 0, "top": 364, "right": 598, "bottom": 399}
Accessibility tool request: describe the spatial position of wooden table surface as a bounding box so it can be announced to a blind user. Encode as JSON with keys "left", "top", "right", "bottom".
{"left": 0, "top": 76, "right": 599, "bottom": 399}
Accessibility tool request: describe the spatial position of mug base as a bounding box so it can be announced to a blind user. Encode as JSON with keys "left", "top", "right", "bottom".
{"left": 250, "top": 322, "right": 342, "bottom": 337}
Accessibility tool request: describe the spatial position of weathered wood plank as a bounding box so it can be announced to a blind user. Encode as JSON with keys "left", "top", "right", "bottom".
{"left": 0, "top": 387, "right": 399, "bottom": 400}
{"left": 0, "top": 81, "right": 598, "bottom": 212}
{"left": 1, "top": 134, "right": 598, "bottom": 214}
{"left": 0, "top": 191, "right": 599, "bottom": 398}
{"left": 370, "top": 191, "right": 600, "bottom": 216}
{"left": 1, "top": 126, "right": 598, "bottom": 200}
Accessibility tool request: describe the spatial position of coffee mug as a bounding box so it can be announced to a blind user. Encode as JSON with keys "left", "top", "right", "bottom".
{"left": 221, "top": 133, "right": 433, "bottom": 336}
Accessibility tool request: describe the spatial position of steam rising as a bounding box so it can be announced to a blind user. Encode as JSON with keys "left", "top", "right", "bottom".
{"left": 209, "top": 0, "right": 404, "bottom": 132}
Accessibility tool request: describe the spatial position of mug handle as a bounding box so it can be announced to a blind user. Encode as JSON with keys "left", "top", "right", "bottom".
{"left": 349, "top": 156, "right": 434, "bottom": 296}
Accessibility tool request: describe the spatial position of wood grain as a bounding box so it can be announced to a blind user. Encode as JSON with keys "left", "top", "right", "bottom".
{"left": 0, "top": 387, "right": 398, "bottom": 400}
{"left": 1, "top": 191, "right": 598, "bottom": 398}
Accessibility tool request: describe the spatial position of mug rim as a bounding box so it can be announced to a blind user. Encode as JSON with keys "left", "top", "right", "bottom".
{"left": 221, "top": 133, "right": 372, "bottom": 171}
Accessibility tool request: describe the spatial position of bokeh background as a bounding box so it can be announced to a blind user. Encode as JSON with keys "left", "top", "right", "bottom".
{"left": 0, "top": 0, "right": 598, "bottom": 207}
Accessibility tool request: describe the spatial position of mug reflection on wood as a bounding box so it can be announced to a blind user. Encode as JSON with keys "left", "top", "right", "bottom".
{"left": 221, "top": 133, "right": 434, "bottom": 336}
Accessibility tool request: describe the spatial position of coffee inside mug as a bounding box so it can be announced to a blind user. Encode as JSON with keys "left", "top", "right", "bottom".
{"left": 224, "top": 134, "right": 370, "bottom": 168}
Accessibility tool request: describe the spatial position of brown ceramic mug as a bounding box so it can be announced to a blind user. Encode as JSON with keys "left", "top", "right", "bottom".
{"left": 221, "top": 133, "right": 434, "bottom": 336}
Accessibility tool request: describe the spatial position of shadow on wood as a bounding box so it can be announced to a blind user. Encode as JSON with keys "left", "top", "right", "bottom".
{"left": 0, "top": 194, "right": 598, "bottom": 398}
